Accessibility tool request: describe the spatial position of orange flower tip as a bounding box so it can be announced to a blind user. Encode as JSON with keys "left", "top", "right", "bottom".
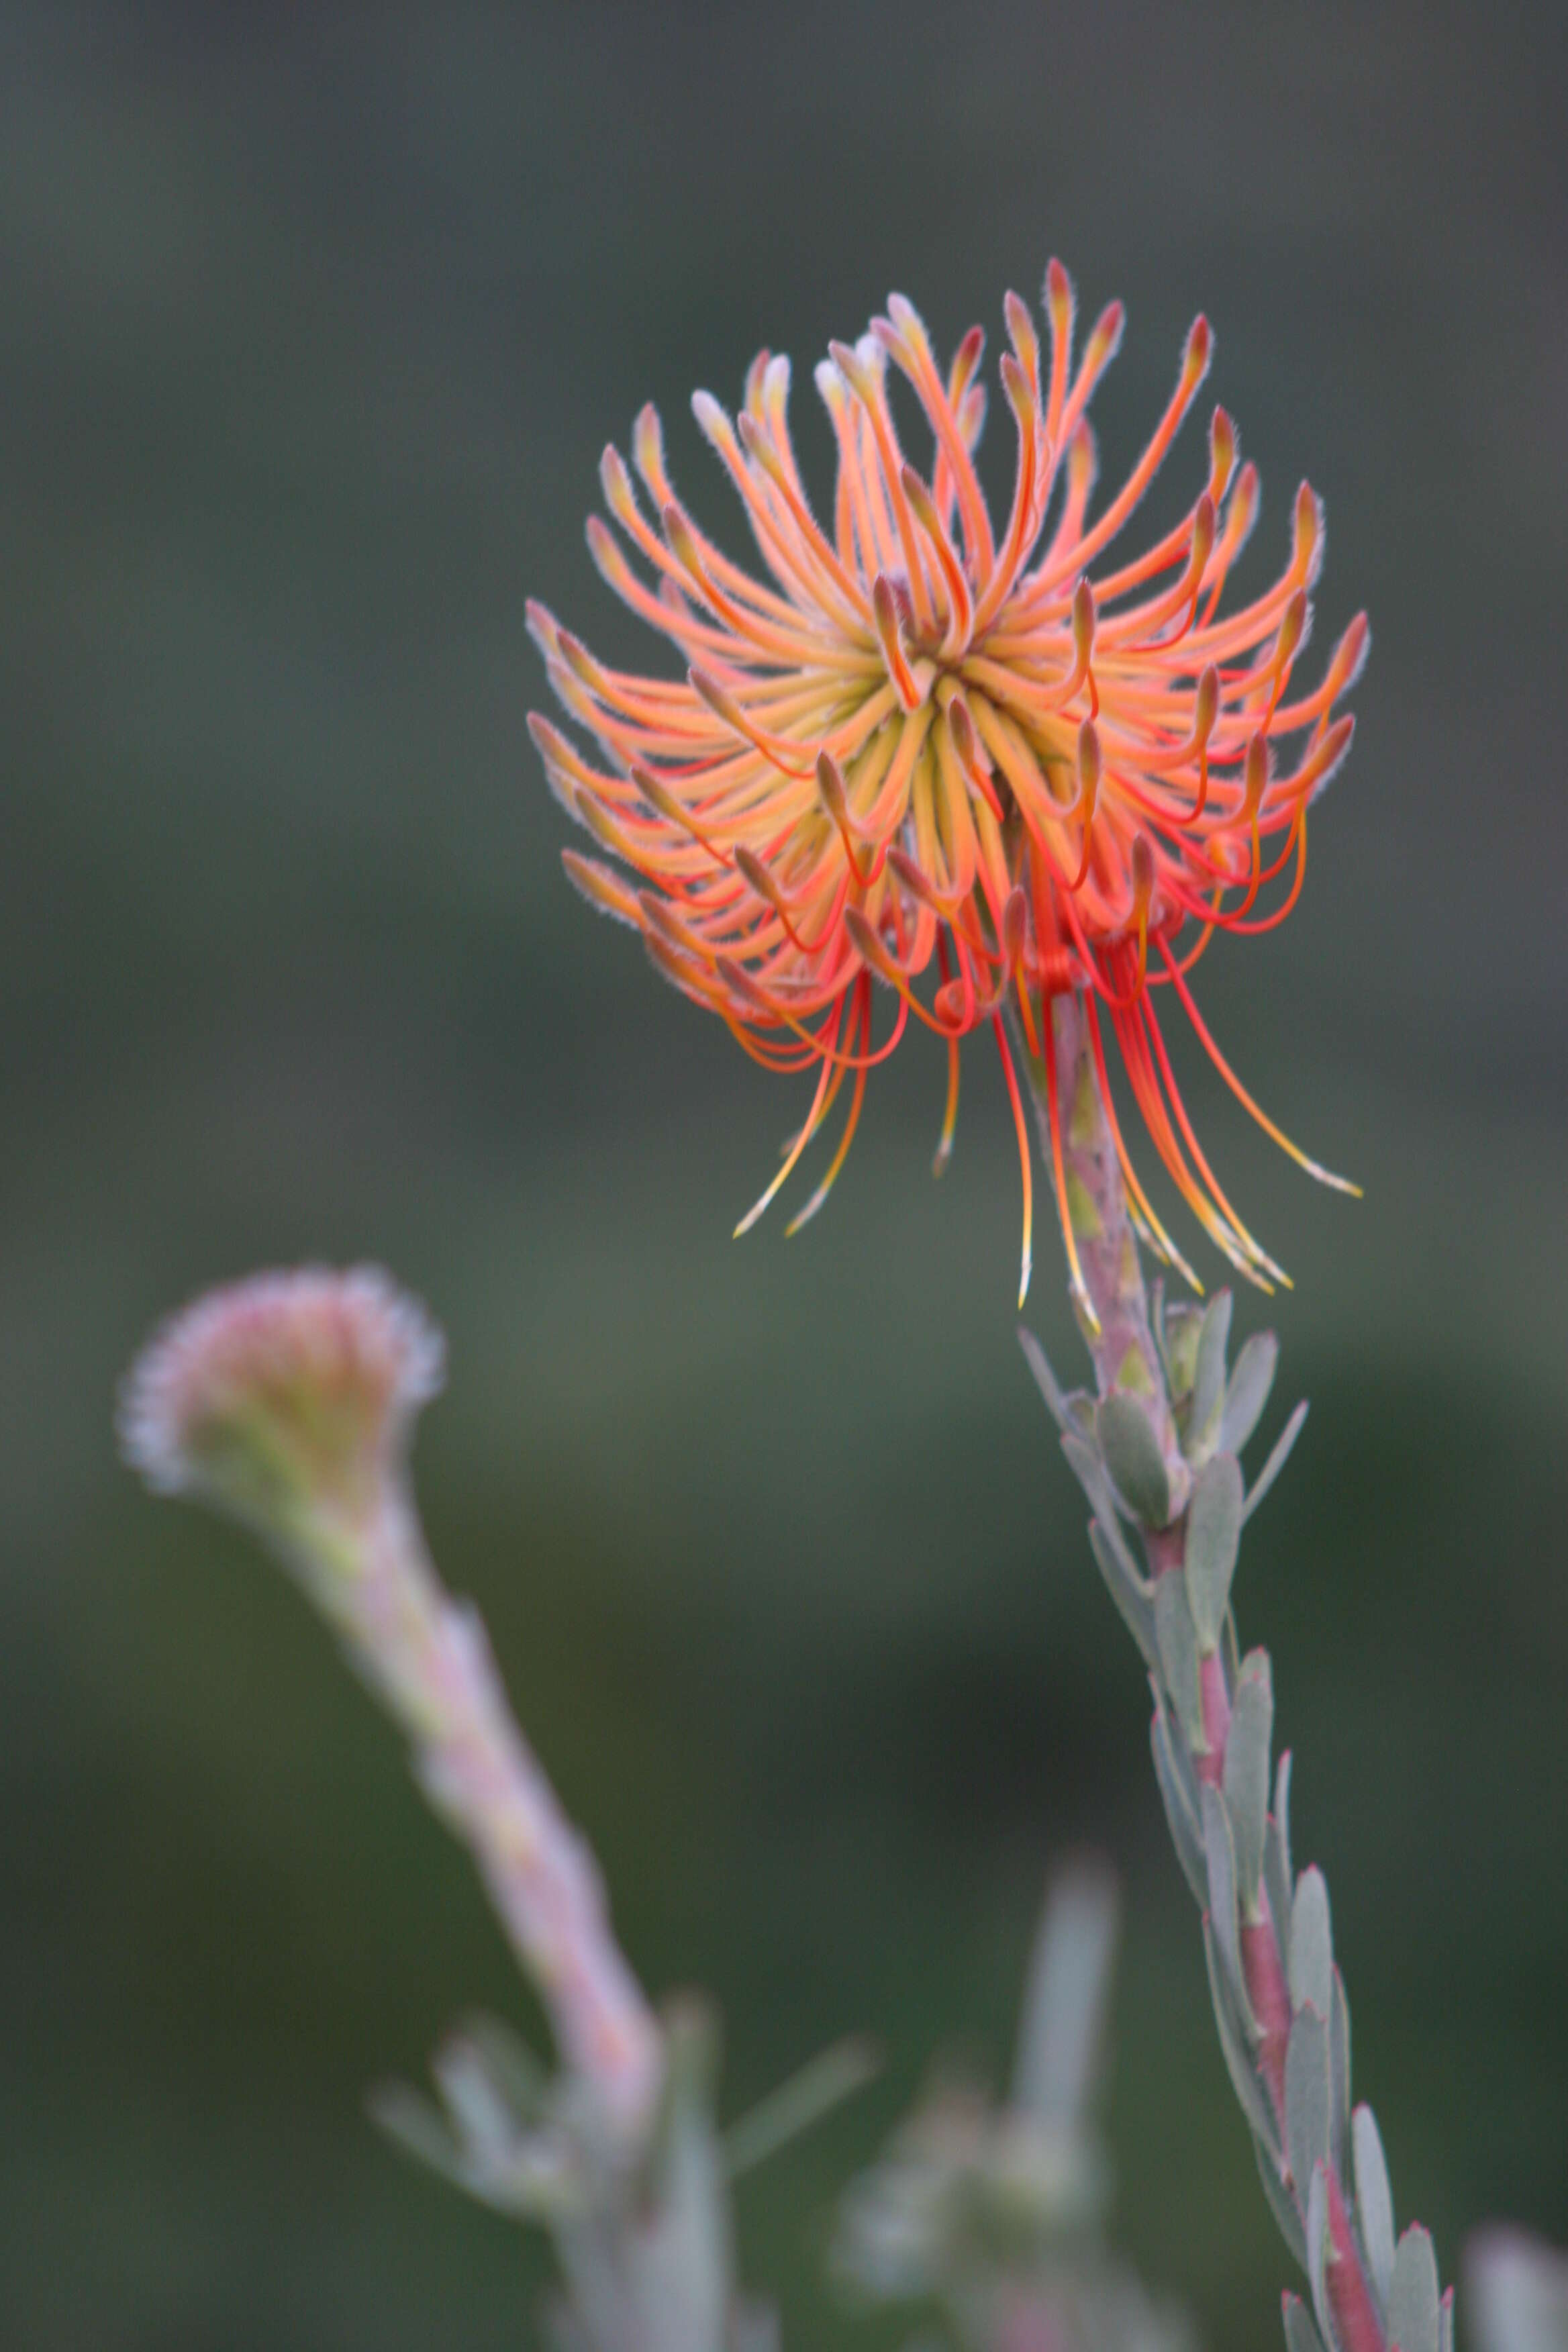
{"left": 599, "top": 442, "right": 636, "bottom": 517}
{"left": 661, "top": 499, "right": 700, "bottom": 570}
{"left": 1292, "top": 480, "right": 1325, "bottom": 575}
{"left": 1243, "top": 734, "right": 1270, "bottom": 811}
{"left": 524, "top": 599, "right": 560, "bottom": 654}
{"left": 998, "top": 348, "right": 1032, "bottom": 418}
{"left": 1277, "top": 584, "right": 1309, "bottom": 663}
{"left": 1308, "top": 714, "right": 1357, "bottom": 801}
{"left": 1085, "top": 298, "right": 1126, "bottom": 370}
{"left": 1335, "top": 611, "right": 1372, "bottom": 691}
{"left": 1195, "top": 664, "right": 1220, "bottom": 740}
{"left": 1077, "top": 719, "right": 1101, "bottom": 799}
{"left": 632, "top": 401, "right": 665, "bottom": 484}
{"left": 1003, "top": 288, "right": 1040, "bottom": 382}
{"left": 561, "top": 849, "right": 639, "bottom": 928}
{"left": 887, "top": 847, "right": 945, "bottom": 922}
{"left": 844, "top": 905, "right": 895, "bottom": 978}
{"left": 575, "top": 791, "right": 626, "bottom": 857}
{"left": 688, "top": 665, "right": 733, "bottom": 723}
{"left": 1044, "top": 256, "right": 1073, "bottom": 320}
{"left": 1184, "top": 313, "right": 1214, "bottom": 383}
{"left": 689, "top": 387, "right": 728, "bottom": 446}
{"left": 734, "top": 843, "right": 789, "bottom": 922}
{"left": 826, "top": 336, "right": 867, "bottom": 397}
{"left": 1188, "top": 491, "right": 1218, "bottom": 578}
{"left": 934, "top": 979, "right": 967, "bottom": 1026}
{"left": 714, "top": 952, "right": 772, "bottom": 1014}
{"left": 1209, "top": 406, "right": 1237, "bottom": 495}
{"left": 556, "top": 628, "right": 599, "bottom": 687}
{"left": 120, "top": 1267, "right": 444, "bottom": 1525}
{"left": 815, "top": 747, "right": 850, "bottom": 824}
{"left": 636, "top": 888, "right": 693, "bottom": 952}
{"left": 644, "top": 926, "right": 707, "bottom": 999}
{"left": 1073, "top": 574, "right": 1097, "bottom": 655}
{"left": 946, "top": 693, "right": 977, "bottom": 765}
{"left": 812, "top": 356, "right": 844, "bottom": 415}
{"left": 1130, "top": 831, "right": 1157, "bottom": 903}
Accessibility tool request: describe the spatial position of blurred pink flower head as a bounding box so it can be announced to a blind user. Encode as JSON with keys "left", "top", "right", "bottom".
{"left": 120, "top": 1267, "right": 444, "bottom": 1526}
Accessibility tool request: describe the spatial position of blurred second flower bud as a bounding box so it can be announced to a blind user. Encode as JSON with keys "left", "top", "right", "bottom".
{"left": 119, "top": 1265, "right": 444, "bottom": 1536}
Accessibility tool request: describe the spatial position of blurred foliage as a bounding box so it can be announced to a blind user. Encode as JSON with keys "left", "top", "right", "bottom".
{"left": 1, "top": 2, "right": 1565, "bottom": 2346}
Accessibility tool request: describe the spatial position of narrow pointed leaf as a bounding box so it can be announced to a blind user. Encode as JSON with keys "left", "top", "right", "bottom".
{"left": 1156, "top": 1570, "right": 1206, "bottom": 1749}
{"left": 1224, "top": 1330, "right": 1280, "bottom": 1454}
{"left": 1244, "top": 1399, "right": 1310, "bottom": 1521}
{"left": 1352, "top": 2104, "right": 1395, "bottom": 2308}
{"left": 1203, "top": 1785, "right": 1255, "bottom": 2031}
{"left": 1089, "top": 1519, "right": 1159, "bottom": 1668}
{"left": 1308, "top": 2162, "right": 1338, "bottom": 2351}
{"left": 1259, "top": 2135, "right": 1309, "bottom": 2269}
{"left": 1018, "top": 1326, "right": 1071, "bottom": 1431}
{"left": 1187, "top": 1289, "right": 1234, "bottom": 1458}
{"left": 724, "top": 2036, "right": 880, "bottom": 2177}
{"left": 1063, "top": 1430, "right": 1136, "bottom": 1547}
{"left": 1287, "top": 2007, "right": 1332, "bottom": 2208}
{"left": 1290, "top": 1869, "right": 1334, "bottom": 2022}
{"left": 1204, "top": 1915, "right": 1279, "bottom": 2152}
{"left": 1275, "top": 1751, "right": 1295, "bottom": 1883}
{"left": 1185, "top": 1453, "right": 1244, "bottom": 1649}
{"left": 1388, "top": 2227, "right": 1441, "bottom": 2352}
{"left": 1097, "top": 1391, "right": 1174, "bottom": 1526}
{"left": 1330, "top": 1967, "right": 1351, "bottom": 2179}
{"left": 1152, "top": 1689, "right": 1209, "bottom": 1906}
{"left": 1285, "top": 2291, "right": 1330, "bottom": 2352}
{"left": 1224, "top": 1650, "right": 1274, "bottom": 1911}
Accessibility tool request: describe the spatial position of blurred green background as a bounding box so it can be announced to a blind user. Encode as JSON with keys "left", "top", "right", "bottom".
{"left": 3, "top": 3, "right": 1565, "bottom": 2344}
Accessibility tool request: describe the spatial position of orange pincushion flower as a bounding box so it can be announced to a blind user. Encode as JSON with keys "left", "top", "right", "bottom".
{"left": 528, "top": 263, "right": 1365, "bottom": 1304}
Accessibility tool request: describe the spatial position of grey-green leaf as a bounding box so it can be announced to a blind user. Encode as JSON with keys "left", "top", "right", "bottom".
{"left": 1203, "top": 1784, "right": 1255, "bottom": 2033}
{"left": 1329, "top": 1967, "right": 1351, "bottom": 2179}
{"left": 1163, "top": 1302, "right": 1205, "bottom": 1400}
{"left": 1284, "top": 2290, "right": 1330, "bottom": 2352}
{"left": 1259, "top": 2135, "right": 1309, "bottom": 2270}
{"left": 1187, "top": 1289, "right": 1234, "bottom": 1459}
{"left": 1224, "top": 1650, "right": 1274, "bottom": 1913}
{"left": 1244, "top": 1399, "right": 1310, "bottom": 1521}
{"left": 1275, "top": 1751, "right": 1295, "bottom": 1884}
{"left": 1153, "top": 1700, "right": 1209, "bottom": 1906}
{"left": 1204, "top": 1915, "right": 1279, "bottom": 2153}
{"left": 1097, "top": 1391, "right": 1174, "bottom": 1527}
{"left": 1018, "top": 1325, "right": 1071, "bottom": 1432}
{"left": 1290, "top": 1869, "right": 1334, "bottom": 2022}
{"left": 1062, "top": 1429, "right": 1130, "bottom": 1535}
{"left": 1352, "top": 2103, "right": 1395, "bottom": 2309}
{"left": 1089, "top": 1520, "right": 1159, "bottom": 1669}
{"left": 1307, "top": 2161, "right": 1337, "bottom": 2351}
{"left": 1387, "top": 2226, "right": 1441, "bottom": 2352}
{"left": 1224, "top": 1330, "right": 1280, "bottom": 1455}
{"left": 1185, "top": 1453, "right": 1244, "bottom": 1649}
{"left": 1286, "top": 2008, "right": 1332, "bottom": 2207}
{"left": 1155, "top": 1570, "right": 1207, "bottom": 1749}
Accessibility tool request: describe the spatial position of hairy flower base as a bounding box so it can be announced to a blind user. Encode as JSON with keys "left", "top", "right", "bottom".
{"left": 530, "top": 263, "right": 1366, "bottom": 1310}
{"left": 119, "top": 1265, "right": 445, "bottom": 1523}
